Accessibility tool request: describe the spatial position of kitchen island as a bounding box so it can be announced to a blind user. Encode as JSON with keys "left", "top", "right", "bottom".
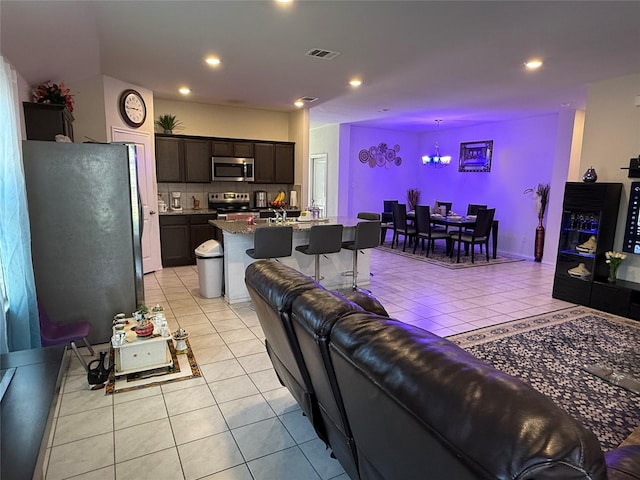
{"left": 210, "top": 217, "right": 372, "bottom": 304}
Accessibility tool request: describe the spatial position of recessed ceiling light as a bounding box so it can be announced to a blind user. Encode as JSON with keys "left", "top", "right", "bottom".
{"left": 349, "top": 79, "right": 362, "bottom": 87}
{"left": 205, "top": 57, "right": 221, "bottom": 66}
{"left": 524, "top": 59, "right": 543, "bottom": 70}
{"left": 294, "top": 100, "right": 304, "bottom": 108}
{"left": 179, "top": 87, "right": 191, "bottom": 95}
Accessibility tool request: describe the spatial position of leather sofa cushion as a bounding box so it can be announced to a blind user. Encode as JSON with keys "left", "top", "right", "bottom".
{"left": 329, "top": 314, "right": 607, "bottom": 479}
{"left": 335, "top": 289, "right": 389, "bottom": 316}
{"left": 606, "top": 445, "right": 640, "bottom": 479}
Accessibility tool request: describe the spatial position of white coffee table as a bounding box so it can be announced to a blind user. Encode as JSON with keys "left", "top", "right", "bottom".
{"left": 112, "top": 321, "right": 173, "bottom": 375}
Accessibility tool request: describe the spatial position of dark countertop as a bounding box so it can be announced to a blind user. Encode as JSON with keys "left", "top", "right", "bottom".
{"left": 1, "top": 345, "right": 67, "bottom": 480}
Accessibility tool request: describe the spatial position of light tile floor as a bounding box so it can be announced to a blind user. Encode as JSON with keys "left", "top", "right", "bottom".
{"left": 43, "top": 249, "right": 574, "bottom": 480}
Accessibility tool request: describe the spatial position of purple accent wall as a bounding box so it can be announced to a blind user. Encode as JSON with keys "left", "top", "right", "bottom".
{"left": 338, "top": 114, "right": 561, "bottom": 258}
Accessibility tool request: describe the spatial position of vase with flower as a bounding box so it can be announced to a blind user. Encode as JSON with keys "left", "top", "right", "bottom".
{"left": 32, "top": 81, "right": 74, "bottom": 112}
{"left": 605, "top": 251, "right": 626, "bottom": 283}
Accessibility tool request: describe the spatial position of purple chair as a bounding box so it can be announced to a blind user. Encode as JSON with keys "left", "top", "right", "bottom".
{"left": 39, "top": 304, "right": 95, "bottom": 371}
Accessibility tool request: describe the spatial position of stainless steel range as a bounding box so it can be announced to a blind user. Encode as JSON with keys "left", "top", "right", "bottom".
{"left": 208, "top": 192, "right": 251, "bottom": 213}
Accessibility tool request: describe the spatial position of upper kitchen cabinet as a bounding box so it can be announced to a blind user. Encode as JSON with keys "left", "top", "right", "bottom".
{"left": 212, "top": 140, "right": 254, "bottom": 158}
{"left": 254, "top": 142, "right": 295, "bottom": 184}
{"left": 184, "top": 138, "right": 211, "bottom": 183}
{"left": 156, "top": 136, "right": 211, "bottom": 183}
{"left": 275, "top": 143, "right": 295, "bottom": 184}
{"left": 254, "top": 143, "right": 276, "bottom": 183}
{"left": 23, "top": 102, "right": 74, "bottom": 141}
{"left": 156, "top": 136, "right": 184, "bottom": 182}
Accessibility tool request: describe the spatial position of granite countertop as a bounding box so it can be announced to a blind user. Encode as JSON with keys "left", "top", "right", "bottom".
{"left": 159, "top": 208, "right": 218, "bottom": 216}
{"left": 210, "top": 216, "right": 363, "bottom": 234}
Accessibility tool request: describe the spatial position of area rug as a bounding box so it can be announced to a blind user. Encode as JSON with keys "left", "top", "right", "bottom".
{"left": 105, "top": 339, "right": 201, "bottom": 395}
{"left": 447, "top": 307, "right": 640, "bottom": 450}
{"left": 376, "top": 243, "right": 523, "bottom": 269}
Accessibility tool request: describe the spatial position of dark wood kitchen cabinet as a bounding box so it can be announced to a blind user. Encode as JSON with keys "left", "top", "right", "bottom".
{"left": 160, "top": 214, "right": 218, "bottom": 267}
{"left": 23, "top": 102, "right": 74, "bottom": 141}
{"left": 184, "top": 138, "right": 211, "bottom": 182}
{"left": 156, "top": 137, "right": 211, "bottom": 183}
{"left": 275, "top": 143, "right": 295, "bottom": 184}
{"left": 156, "top": 136, "right": 184, "bottom": 182}
{"left": 159, "top": 215, "right": 191, "bottom": 266}
{"left": 254, "top": 143, "right": 276, "bottom": 183}
{"left": 212, "top": 140, "right": 254, "bottom": 158}
{"left": 254, "top": 142, "right": 295, "bottom": 184}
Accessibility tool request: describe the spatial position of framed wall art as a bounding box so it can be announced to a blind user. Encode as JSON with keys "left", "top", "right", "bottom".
{"left": 459, "top": 140, "right": 493, "bottom": 172}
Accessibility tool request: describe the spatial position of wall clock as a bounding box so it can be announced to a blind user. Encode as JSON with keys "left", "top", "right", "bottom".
{"left": 119, "top": 89, "right": 146, "bottom": 128}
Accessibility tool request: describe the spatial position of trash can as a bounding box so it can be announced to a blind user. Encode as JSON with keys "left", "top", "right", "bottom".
{"left": 195, "top": 239, "right": 224, "bottom": 298}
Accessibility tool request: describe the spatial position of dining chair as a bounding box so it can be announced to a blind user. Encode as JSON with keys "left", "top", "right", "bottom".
{"left": 465, "top": 204, "right": 488, "bottom": 251}
{"left": 449, "top": 208, "right": 496, "bottom": 263}
{"left": 246, "top": 226, "right": 293, "bottom": 260}
{"left": 467, "top": 204, "right": 487, "bottom": 216}
{"left": 392, "top": 203, "right": 416, "bottom": 252}
{"left": 381, "top": 200, "right": 397, "bottom": 244}
{"left": 295, "top": 224, "right": 344, "bottom": 282}
{"left": 342, "top": 220, "right": 381, "bottom": 290}
{"left": 413, "top": 205, "right": 450, "bottom": 256}
{"left": 436, "top": 201, "right": 453, "bottom": 216}
{"left": 38, "top": 303, "right": 95, "bottom": 372}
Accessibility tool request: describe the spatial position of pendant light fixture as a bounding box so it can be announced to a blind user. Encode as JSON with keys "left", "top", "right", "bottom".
{"left": 422, "top": 120, "right": 451, "bottom": 167}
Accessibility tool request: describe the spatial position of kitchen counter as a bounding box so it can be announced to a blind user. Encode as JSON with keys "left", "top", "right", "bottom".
{"left": 209, "top": 217, "right": 372, "bottom": 304}
{"left": 160, "top": 208, "right": 218, "bottom": 216}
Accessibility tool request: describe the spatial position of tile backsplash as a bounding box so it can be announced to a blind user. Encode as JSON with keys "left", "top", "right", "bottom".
{"left": 157, "top": 182, "right": 300, "bottom": 209}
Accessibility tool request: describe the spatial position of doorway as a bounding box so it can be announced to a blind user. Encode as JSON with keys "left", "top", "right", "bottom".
{"left": 310, "top": 153, "right": 328, "bottom": 217}
{"left": 111, "top": 127, "right": 162, "bottom": 273}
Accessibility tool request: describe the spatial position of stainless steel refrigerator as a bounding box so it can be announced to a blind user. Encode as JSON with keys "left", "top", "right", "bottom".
{"left": 22, "top": 141, "right": 144, "bottom": 344}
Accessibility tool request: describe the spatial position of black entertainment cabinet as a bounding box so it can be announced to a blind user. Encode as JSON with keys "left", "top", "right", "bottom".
{"left": 552, "top": 182, "right": 622, "bottom": 306}
{"left": 551, "top": 182, "right": 640, "bottom": 320}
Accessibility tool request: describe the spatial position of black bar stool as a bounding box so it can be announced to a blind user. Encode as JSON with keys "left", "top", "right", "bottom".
{"left": 246, "top": 226, "right": 293, "bottom": 260}
{"left": 295, "top": 224, "right": 344, "bottom": 282}
{"left": 342, "top": 220, "right": 381, "bottom": 290}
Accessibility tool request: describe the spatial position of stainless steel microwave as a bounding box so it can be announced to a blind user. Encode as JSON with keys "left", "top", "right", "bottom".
{"left": 212, "top": 157, "right": 254, "bottom": 182}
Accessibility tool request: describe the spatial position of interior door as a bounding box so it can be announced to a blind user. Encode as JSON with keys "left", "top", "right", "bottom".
{"left": 310, "top": 153, "right": 328, "bottom": 217}
{"left": 112, "top": 127, "right": 162, "bottom": 273}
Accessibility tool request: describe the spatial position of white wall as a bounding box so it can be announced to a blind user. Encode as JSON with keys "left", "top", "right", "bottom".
{"left": 309, "top": 124, "right": 341, "bottom": 215}
{"left": 579, "top": 73, "right": 640, "bottom": 281}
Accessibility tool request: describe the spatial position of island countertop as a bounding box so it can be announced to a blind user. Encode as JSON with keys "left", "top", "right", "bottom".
{"left": 210, "top": 216, "right": 365, "bottom": 234}
{"left": 208, "top": 216, "right": 374, "bottom": 304}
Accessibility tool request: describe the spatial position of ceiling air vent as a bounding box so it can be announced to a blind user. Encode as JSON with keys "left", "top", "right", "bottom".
{"left": 306, "top": 48, "right": 341, "bottom": 60}
{"left": 299, "top": 96, "right": 318, "bottom": 103}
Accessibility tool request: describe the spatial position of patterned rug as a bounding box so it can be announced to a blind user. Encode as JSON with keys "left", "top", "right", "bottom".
{"left": 105, "top": 339, "right": 201, "bottom": 395}
{"left": 376, "top": 243, "right": 523, "bottom": 269}
{"left": 448, "top": 307, "right": 640, "bottom": 450}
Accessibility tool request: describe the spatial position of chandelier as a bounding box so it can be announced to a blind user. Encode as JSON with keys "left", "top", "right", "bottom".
{"left": 422, "top": 120, "right": 451, "bottom": 167}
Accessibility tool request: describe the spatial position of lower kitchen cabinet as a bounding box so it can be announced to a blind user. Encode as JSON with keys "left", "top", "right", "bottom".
{"left": 160, "top": 214, "right": 218, "bottom": 267}
{"left": 160, "top": 216, "right": 191, "bottom": 267}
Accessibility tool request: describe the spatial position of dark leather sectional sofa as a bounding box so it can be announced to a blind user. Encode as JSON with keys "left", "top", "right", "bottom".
{"left": 245, "top": 260, "right": 640, "bottom": 479}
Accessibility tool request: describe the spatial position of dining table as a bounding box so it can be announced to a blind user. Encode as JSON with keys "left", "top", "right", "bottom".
{"left": 406, "top": 212, "right": 499, "bottom": 261}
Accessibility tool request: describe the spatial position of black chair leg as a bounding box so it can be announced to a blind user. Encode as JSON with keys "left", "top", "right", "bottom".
{"left": 471, "top": 243, "right": 475, "bottom": 263}
{"left": 413, "top": 236, "right": 418, "bottom": 254}
{"left": 402, "top": 234, "right": 408, "bottom": 252}
{"left": 486, "top": 240, "right": 490, "bottom": 261}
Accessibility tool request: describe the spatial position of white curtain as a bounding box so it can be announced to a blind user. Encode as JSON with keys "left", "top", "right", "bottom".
{"left": 0, "top": 56, "right": 40, "bottom": 352}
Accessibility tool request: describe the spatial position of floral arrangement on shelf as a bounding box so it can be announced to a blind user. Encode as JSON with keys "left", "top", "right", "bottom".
{"left": 605, "top": 251, "right": 627, "bottom": 283}
{"left": 407, "top": 188, "right": 421, "bottom": 211}
{"left": 32, "top": 80, "right": 74, "bottom": 112}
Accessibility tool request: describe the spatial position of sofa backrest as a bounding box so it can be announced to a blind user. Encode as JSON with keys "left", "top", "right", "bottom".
{"left": 329, "top": 314, "right": 607, "bottom": 480}
{"left": 290, "top": 288, "right": 365, "bottom": 479}
{"left": 244, "top": 260, "right": 324, "bottom": 439}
